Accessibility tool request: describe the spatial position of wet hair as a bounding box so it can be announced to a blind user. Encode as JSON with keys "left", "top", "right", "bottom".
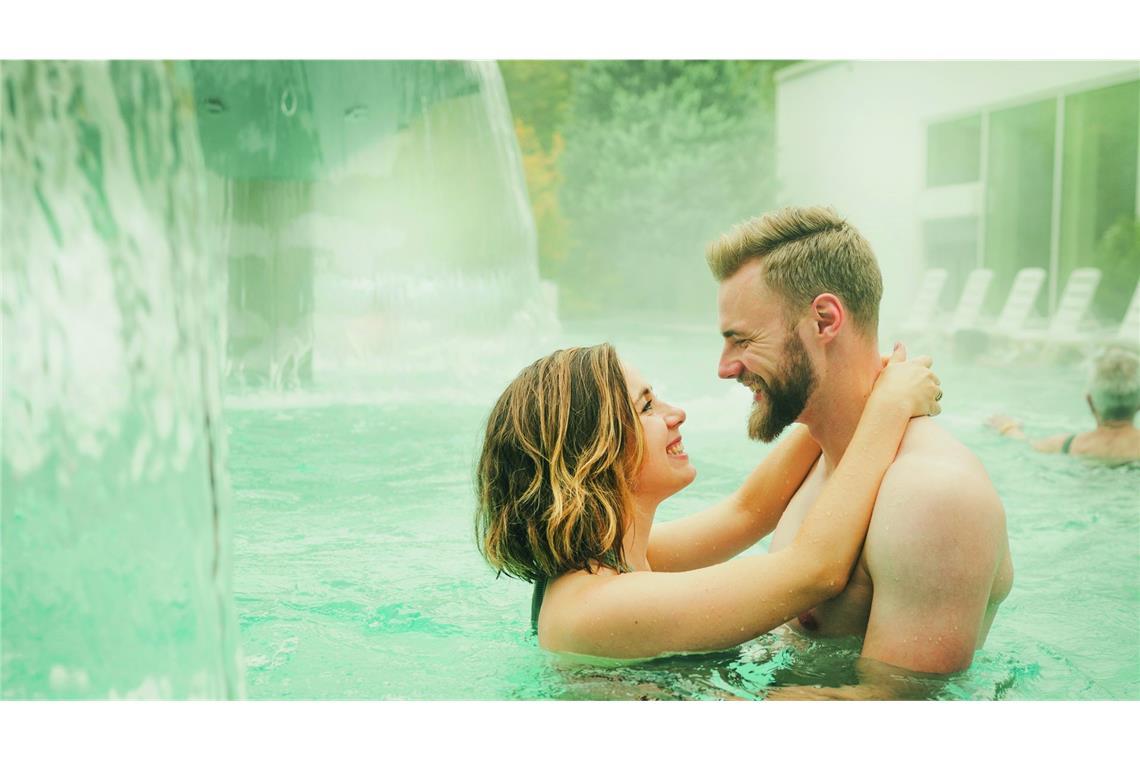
{"left": 475, "top": 343, "right": 643, "bottom": 583}
{"left": 705, "top": 205, "right": 883, "bottom": 335}
{"left": 1088, "top": 345, "right": 1140, "bottom": 422}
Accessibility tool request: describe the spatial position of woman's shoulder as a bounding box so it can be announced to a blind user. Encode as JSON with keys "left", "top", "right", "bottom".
{"left": 1072, "top": 429, "right": 1140, "bottom": 460}
{"left": 537, "top": 567, "right": 628, "bottom": 650}
{"left": 545, "top": 566, "right": 624, "bottom": 600}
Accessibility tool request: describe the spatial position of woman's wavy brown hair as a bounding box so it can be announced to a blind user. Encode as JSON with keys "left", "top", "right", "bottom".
{"left": 475, "top": 343, "right": 643, "bottom": 582}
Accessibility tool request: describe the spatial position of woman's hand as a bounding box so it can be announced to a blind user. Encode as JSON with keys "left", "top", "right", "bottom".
{"left": 986, "top": 413, "right": 1027, "bottom": 439}
{"left": 871, "top": 342, "right": 942, "bottom": 419}
{"left": 986, "top": 414, "right": 1022, "bottom": 436}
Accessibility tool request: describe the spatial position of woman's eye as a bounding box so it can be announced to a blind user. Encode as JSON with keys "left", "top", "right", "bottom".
{"left": 641, "top": 399, "right": 653, "bottom": 414}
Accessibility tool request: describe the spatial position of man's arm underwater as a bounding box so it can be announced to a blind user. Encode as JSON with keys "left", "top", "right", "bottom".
{"left": 765, "top": 657, "right": 949, "bottom": 700}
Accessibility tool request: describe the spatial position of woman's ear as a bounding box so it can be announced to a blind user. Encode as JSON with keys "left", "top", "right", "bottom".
{"left": 810, "top": 293, "right": 845, "bottom": 343}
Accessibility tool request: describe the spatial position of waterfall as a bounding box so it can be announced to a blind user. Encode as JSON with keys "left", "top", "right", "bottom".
{"left": 1, "top": 61, "right": 242, "bottom": 698}
{"left": 190, "top": 61, "right": 555, "bottom": 389}
{"left": 0, "top": 59, "right": 548, "bottom": 698}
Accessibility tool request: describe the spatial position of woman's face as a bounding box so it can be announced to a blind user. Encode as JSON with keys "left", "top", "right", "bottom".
{"left": 622, "top": 361, "right": 697, "bottom": 500}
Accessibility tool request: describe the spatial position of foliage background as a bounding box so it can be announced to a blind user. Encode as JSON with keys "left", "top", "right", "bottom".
{"left": 500, "top": 61, "right": 791, "bottom": 318}
{"left": 1091, "top": 215, "right": 1140, "bottom": 321}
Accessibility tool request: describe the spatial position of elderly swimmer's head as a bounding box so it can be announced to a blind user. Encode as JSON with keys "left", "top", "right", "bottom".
{"left": 1087, "top": 346, "right": 1140, "bottom": 424}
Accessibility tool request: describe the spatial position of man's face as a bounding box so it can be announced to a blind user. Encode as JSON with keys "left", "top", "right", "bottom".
{"left": 717, "top": 260, "right": 819, "bottom": 442}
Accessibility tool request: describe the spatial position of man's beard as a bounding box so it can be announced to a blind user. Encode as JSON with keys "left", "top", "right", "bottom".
{"left": 745, "top": 332, "right": 818, "bottom": 443}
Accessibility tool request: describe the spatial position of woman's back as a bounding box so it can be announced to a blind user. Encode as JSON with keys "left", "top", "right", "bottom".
{"left": 1065, "top": 428, "right": 1140, "bottom": 461}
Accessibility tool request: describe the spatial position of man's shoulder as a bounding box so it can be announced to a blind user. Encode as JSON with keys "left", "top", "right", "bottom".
{"left": 871, "top": 418, "right": 1004, "bottom": 538}
{"left": 863, "top": 421, "right": 1007, "bottom": 585}
{"left": 884, "top": 418, "right": 994, "bottom": 496}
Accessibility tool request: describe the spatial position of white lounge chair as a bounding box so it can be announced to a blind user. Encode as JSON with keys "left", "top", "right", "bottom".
{"left": 1016, "top": 267, "right": 1102, "bottom": 344}
{"left": 986, "top": 267, "right": 1047, "bottom": 338}
{"left": 1099, "top": 277, "right": 1140, "bottom": 348}
{"left": 1054, "top": 267, "right": 1102, "bottom": 338}
{"left": 946, "top": 268, "right": 994, "bottom": 334}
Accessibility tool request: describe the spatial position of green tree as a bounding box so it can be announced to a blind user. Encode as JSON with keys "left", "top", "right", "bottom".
{"left": 499, "top": 61, "right": 582, "bottom": 151}
{"left": 1091, "top": 215, "right": 1140, "bottom": 322}
{"left": 499, "top": 61, "right": 583, "bottom": 280}
{"left": 558, "top": 61, "right": 782, "bottom": 316}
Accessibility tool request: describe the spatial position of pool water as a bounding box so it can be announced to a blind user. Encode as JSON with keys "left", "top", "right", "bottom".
{"left": 226, "top": 321, "right": 1139, "bottom": 700}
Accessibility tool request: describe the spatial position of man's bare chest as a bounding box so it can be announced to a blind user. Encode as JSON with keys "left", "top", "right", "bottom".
{"left": 769, "top": 463, "right": 874, "bottom": 637}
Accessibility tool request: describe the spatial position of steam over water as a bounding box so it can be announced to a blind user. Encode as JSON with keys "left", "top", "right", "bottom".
{"left": 2, "top": 60, "right": 548, "bottom": 698}
{"left": 2, "top": 60, "right": 1137, "bottom": 700}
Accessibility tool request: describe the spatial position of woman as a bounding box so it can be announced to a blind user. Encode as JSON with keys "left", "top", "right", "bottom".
{"left": 988, "top": 345, "right": 1140, "bottom": 462}
{"left": 475, "top": 341, "right": 940, "bottom": 660}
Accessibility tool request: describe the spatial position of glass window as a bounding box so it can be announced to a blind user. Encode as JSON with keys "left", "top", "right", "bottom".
{"left": 983, "top": 99, "right": 1056, "bottom": 318}
{"left": 1058, "top": 79, "right": 1140, "bottom": 322}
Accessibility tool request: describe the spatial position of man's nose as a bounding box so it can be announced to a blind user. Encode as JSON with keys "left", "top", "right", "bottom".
{"left": 718, "top": 351, "right": 742, "bottom": 380}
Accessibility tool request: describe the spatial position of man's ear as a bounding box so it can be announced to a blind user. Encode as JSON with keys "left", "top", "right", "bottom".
{"left": 810, "top": 293, "right": 845, "bottom": 343}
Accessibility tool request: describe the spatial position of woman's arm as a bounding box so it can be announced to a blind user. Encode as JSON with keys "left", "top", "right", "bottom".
{"left": 542, "top": 346, "right": 941, "bottom": 660}
{"left": 986, "top": 414, "right": 1067, "bottom": 453}
{"left": 649, "top": 353, "right": 911, "bottom": 573}
{"left": 647, "top": 424, "right": 821, "bottom": 572}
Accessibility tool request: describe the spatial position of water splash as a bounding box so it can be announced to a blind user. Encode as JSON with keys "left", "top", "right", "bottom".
{"left": 188, "top": 61, "right": 554, "bottom": 391}
{"left": 2, "top": 61, "right": 241, "bottom": 699}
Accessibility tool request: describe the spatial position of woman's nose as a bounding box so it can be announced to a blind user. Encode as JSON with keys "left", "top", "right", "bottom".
{"left": 666, "top": 404, "right": 686, "bottom": 427}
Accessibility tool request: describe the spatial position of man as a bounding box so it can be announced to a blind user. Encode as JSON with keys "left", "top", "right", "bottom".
{"left": 707, "top": 206, "right": 1013, "bottom": 694}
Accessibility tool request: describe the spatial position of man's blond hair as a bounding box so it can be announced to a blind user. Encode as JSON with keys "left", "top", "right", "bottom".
{"left": 706, "top": 206, "right": 883, "bottom": 334}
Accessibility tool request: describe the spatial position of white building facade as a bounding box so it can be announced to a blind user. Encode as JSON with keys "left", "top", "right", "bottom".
{"left": 774, "top": 61, "right": 1140, "bottom": 333}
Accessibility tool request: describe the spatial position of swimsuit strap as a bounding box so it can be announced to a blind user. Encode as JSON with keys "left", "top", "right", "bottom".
{"left": 530, "top": 576, "right": 548, "bottom": 633}
{"left": 1061, "top": 433, "right": 1077, "bottom": 454}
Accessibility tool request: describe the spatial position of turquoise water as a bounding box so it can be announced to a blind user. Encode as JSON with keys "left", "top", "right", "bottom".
{"left": 226, "top": 321, "right": 1140, "bottom": 700}
{"left": 1, "top": 60, "right": 542, "bottom": 698}
{"left": 5, "top": 60, "right": 1135, "bottom": 701}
